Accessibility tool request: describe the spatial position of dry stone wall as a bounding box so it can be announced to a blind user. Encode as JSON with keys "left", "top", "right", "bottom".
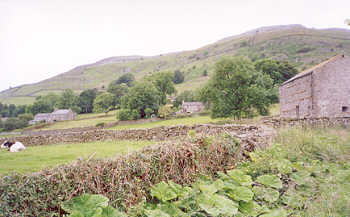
{"left": 0, "top": 124, "right": 264, "bottom": 147}
{"left": 262, "top": 117, "right": 350, "bottom": 128}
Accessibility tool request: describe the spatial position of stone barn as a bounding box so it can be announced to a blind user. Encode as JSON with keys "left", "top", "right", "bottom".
{"left": 279, "top": 54, "right": 350, "bottom": 118}
{"left": 30, "top": 109, "right": 75, "bottom": 124}
{"left": 182, "top": 102, "right": 205, "bottom": 113}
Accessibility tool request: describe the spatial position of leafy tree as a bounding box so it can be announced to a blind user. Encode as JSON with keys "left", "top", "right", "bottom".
{"left": 121, "top": 81, "right": 161, "bottom": 118}
{"left": 147, "top": 71, "right": 176, "bottom": 105}
{"left": 3, "top": 117, "right": 28, "bottom": 131}
{"left": 254, "top": 59, "right": 298, "bottom": 85}
{"left": 174, "top": 90, "right": 197, "bottom": 107}
{"left": 111, "top": 73, "right": 135, "bottom": 87}
{"left": 206, "top": 57, "right": 274, "bottom": 119}
{"left": 93, "top": 92, "right": 115, "bottom": 114}
{"left": 40, "top": 93, "right": 60, "bottom": 108}
{"left": 173, "top": 70, "right": 185, "bottom": 84}
{"left": 18, "top": 113, "right": 34, "bottom": 122}
{"left": 30, "top": 99, "right": 53, "bottom": 115}
{"left": 78, "top": 89, "right": 97, "bottom": 113}
{"left": 57, "top": 89, "right": 80, "bottom": 113}
{"left": 107, "top": 83, "right": 129, "bottom": 108}
{"left": 116, "top": 109, "right": 132, "bottom": 121}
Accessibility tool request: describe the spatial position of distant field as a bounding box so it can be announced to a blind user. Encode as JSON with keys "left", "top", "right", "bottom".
{"left": 34, "top": 111, "right": 118, "bottom": 131}
{"left": 0, "top": 96, "right": 35, "bottom": 105}
{"left": 112, "top": 115, "right": 224, "bottom": 130}
{"left": 0, "top": 140, "right": 154, "bottom": 175}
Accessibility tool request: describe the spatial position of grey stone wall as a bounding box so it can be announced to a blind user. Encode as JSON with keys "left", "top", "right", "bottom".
{"left": 279, "top": 74, "right": 312, "bottom": 118}
{"left": 0, "top": 124, "right": 263, "bottom": 147}
{"left": 312, "top": 56, "right": 350, "bottom": 118}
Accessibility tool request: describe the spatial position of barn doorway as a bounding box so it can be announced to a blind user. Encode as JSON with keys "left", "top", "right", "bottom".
{"left": 296, "top": 105, "right": 300, "bottom": 118}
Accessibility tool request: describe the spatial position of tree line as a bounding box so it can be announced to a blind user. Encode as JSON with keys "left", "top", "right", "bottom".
{"left": 1, "top": 57, "right": 297, "bottom": 131}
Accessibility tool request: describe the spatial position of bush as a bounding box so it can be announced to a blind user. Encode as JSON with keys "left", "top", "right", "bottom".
{"left": 18, "top": 113, "right": 34, "bottom": 122}
{"left": 116, "top": 109, "right": 132, "bottom": 121}
{"left": 0, "top": 135, "right": 244, "bottom": 216}
{"left": 158, "top": 105, "right": 173, "bottom": 119}
{"left": 95, "top": 122, "right": 105, "bottom": 128}
{"left": 145, "top": 108, "right": 154, "bottom": 119}
{"left": 3, "top": 118, "right": 27, "bottom": 131}
{"left": 130, "top": 109, "right": 141, "bottom": 120}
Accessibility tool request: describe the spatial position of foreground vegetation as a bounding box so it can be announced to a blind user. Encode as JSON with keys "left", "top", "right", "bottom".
{"left": 100, "top": 127, "right": 348, "bottom": 217}
{"left": 0, "top": 140, "right": 154, "bottom": 175}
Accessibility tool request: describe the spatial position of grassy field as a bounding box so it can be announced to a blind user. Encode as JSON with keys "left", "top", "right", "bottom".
{"left": 33, "top": 111, "right": 118, "bottom": 131}
{"left": 0, "top": 140, "right": 154, "bottom": 175}
{"left": 111, "top": 115, "right": 225, "bottom": 130}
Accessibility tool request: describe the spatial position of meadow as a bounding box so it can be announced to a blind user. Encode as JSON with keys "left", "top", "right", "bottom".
{"left": 0, "top": 139, "right": 154, "bottom": 175}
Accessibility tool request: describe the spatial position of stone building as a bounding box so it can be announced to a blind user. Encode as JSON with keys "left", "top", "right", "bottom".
{"left": 279, "top": 54, "right": 350, "bottom": 118}
{"left": 182, "top": 102, "right": 205, "bottom": 113}
{"left": 30, "top": 109, "right": 75, "bottom": 124}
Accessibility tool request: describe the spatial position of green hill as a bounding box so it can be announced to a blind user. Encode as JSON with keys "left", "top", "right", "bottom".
{"left": 1, "top": 24, "right": 350, "bottom": 105}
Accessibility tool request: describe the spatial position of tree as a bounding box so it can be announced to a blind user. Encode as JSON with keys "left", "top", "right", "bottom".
{"left": 57, "top": 89, "right": 80, "bottom": 113}
{"left": 107, "top": 83, "right": 129, "bottom": 108}
{"left": 206, "top": 57, "right": 274, "bottom": 119}
{"left": 121, "top": 81, "right": 161, "bottom": 118}
{"left": 174, "top": 90, "right": 197, "bottom": 107}
{"left": 3, "top": 117, "right": 27, "bottom": 131}
{"left": 111, "top": 73, "right": 135, "bottom": 87}
{"left": 18, "top": 113, "right": 34, "bottom": 122}
{"left": 254, "top": 59, "right": 298, "bottom": 85}
{"left": 93, "top": 92, "right": 115, "bottom": 114}
{"left": 147, "top": 71, "right": 176, "bottom": 105}
{"left": 78, "top": 89, "right": 97, "bottom": 113}
{"left": 30, "top": 99, "right": 53, "bottom": 115}
{"left": 173, "top": 70, "right": 185, "bottom": 84}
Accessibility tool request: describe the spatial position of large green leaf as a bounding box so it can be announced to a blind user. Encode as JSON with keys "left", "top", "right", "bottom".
{"left": 198, "top": 179, "right": 224, "bottom": 195}
{"left": 290, "top": 171, "right": 310, "bottom": 186}
{"left": 62, "top": 194, "right": 109, "bottom": 217}
{"left": 145, "top": 209, "right": 171, "bottom": 217}
{"left": 197, "top": 193, "right": 238, "bottom": 216}
{"left": 226, "top": 186, "right": 254, "bottom": 202}
{"left": 168, "top": 181, "right": 192, "bottom": 199}
{"left": 275, "top": 159, "right": 293, "bottom": 175}
{"left": 260, "top": 208, "right": 287, "bottom": 217}
{"left": 239, "top": 201, "right": 268, "bottom": 217}
{"left": 157, "top": 203, "right": 188, "bottom": 217}
{"left": 151, "top": 181, "right": 177, "bottom": 202}
{"left": 252, "top": 186, "right": 280, "bottom": 203}
{"left": 227, "top": 169, "right": 253, "bottom": 186}
{"left": 256, "top": 175, "right": 282, "bottom": 189}
{"left": 101, "top": 206, "right": 128, "bottom": 217}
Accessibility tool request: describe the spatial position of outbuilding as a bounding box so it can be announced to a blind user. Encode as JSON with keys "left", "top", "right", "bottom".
{"left": 279, "top": 54, "right": 350, "bottom": 118}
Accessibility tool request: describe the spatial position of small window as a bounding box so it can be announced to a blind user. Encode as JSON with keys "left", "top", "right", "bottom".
{"left": 342, "top": 106, "right": 349, "bottom": 112}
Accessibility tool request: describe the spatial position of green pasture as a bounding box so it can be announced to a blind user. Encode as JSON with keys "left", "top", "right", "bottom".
{"left": 0, "top": 140, "right": 154, "bottom": 175}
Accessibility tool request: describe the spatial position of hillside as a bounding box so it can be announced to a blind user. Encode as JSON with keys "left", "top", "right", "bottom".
{"left": 1, "top": 24, "right": 350, "bottom": 105}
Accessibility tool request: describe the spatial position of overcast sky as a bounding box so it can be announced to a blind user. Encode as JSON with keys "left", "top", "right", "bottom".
{"left": 0, "top": 0, "right": 349, "bottom": 92}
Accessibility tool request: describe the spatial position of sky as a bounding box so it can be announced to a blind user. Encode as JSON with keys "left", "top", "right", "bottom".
{"left": 0, "top": 0, "right": 349, "bottom": 92}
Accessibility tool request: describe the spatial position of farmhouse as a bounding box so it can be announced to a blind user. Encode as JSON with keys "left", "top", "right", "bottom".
{"left": 182, "top": 101, "right": 204, "bottom": 113}
{"left": 30, "top": 109, "right": 75, "bottom": 124}
{"left": 279, "top": 54, "right": 350, "bottom": 118}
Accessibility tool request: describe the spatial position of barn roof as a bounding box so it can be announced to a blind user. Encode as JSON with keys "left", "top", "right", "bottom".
{"left": 34, "top": 113, "right": 51, "bottom": 118}
{"left": 52, "top": 109, "right": 72, "bottom": 115}
{"left": 281, "top": 54, "right": 345, "bottom": 86}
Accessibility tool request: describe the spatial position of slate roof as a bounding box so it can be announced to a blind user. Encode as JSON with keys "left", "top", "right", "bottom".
{"left": 52, "top": 109, "right": 72, "bottom": 115}
{"left": 281, "top": 54, "right": 345, "bottom": 86}
{"left": 182, "top": 102, "right": 204, "bottom": 106}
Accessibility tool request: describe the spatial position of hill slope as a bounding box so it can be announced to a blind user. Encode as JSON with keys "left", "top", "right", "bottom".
{"left": 1, "top": 24, "right": 350, "bottom": 105}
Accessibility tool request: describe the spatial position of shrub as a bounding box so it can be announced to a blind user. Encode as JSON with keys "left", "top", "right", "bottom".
{"left": 3, "top": 118, "right": 27, "bottom": 131}
{"left": 130, "top": 109, "right": 141, "bottom": 120}
{"left": 144, "top": 108, "right": 153, "bottom": 119}
{"left": 158, "top": 105, "right": 173, "bottom": 119}
{"left": 0, "top": 135, "right": 245, "bottom": 216}
{"left": 18, "top": 113, "right": 34, "bottom": 122}
{"left": 116, "top": 109, "right": 132, "bottom": 121}
{"left": 95, "top": 122, "right": 105, "bottom": 128}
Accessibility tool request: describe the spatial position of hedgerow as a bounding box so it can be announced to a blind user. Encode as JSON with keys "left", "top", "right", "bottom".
{"left": 0, "top": 134, "right": 249, "bottom": 216}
